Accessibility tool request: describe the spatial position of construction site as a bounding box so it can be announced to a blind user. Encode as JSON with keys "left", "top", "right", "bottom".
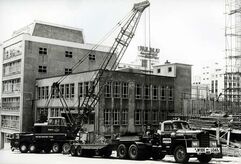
{"left": 0, "top": 0, "right": 241, "bottom": 163}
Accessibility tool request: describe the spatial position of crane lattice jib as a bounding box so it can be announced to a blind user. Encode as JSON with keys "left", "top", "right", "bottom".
{"left": 77, "top": 1, "right": 150, "bottom": 125}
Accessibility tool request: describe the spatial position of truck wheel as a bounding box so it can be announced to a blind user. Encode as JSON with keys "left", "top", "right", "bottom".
{"left": 29, "top": 144, "right": 37, "bottom": 153}
{"left": 174, "top": 145, "right": 189, "bottom": 163}
{"left": 62, "top": 143, "right": 70, "bottom": 154}
{"left": 197, "top": 154, "right": 212, "bottom": 163}
{"left": 52, "top": 143, "right": 61, "bottom": 153}
{"left": 76, "top": 146, "right": 83, "bottom": 157}
{"left": 128, "top": 144, "right": 139, "bottom": 160}
{"left": 19, "top": 143, "right": 28, "bottom": 153}
{"left": 70, "top": 145, "right": 76, "bottom": 156}
{"left": 117, "top": 144, "right": 127, "bottom": 159}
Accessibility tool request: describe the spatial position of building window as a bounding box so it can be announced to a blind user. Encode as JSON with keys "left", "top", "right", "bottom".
{"left": 211, "top": 80, "right": 214, "bottom": 93}
{"left": 78, "top": 83, "right": 83, "bottom": 98}
{"left": 70, "top": 83, "right": 75, "bottom": 98}
{"left": 3, "top": 60, "right": 21, "bottom": 76}
{"left": 141, "top": 59, "right": 147, "bottom": 67}
{"left": 143, "top": 110, "right": 149, "bottom": 125}
{"left": 3, "top": 42, "right": 22, "bottom": 60}
{"left": 152, "top": 110, "right": 158, "bottom": 124}
{"left": 1, "top": 115, "right": 19, "bottom": 130}
{"left": 105, "top": 82, "right": 111, "bottom": 98}
{"left": 39, "top": 47, "right": 47, "bottom": 55}
{"left": 104, "top": 109, "right": 111, "bottom": 125}
{"left": 51, "top": 86, "right": 59, "bottom": 98}
{"left": 113, "top": 82, "right": 121, "bottom": 98}
{"left": 36, "top": 108, "right": 48, "bottom": 123}
{"left": 2, "top": 78, "right": 21, "bottom": 94}
{"left": 122, "top": 82, "right": 128, "bottom": 98}
{"left": 157, "top": 68, "right": 161, "bottom": 73}
{"left": 65, "top": 68, "right": 72, "bottom": 75}
{"left": 60, "top": 84, "right": 64, "bottom": 96}
{"left": 160, "top": 86, "right": 166, "bottom": 100}
{"left": 84, "top": 82, "right": 89, "bottom": 96}
{"left": 121, "top": 108, "right": 128, "bottom": 125}
{"left": 65, "top": 51, "right": 73, "bottom": 58}
{"left": 168, "top": 67, "right": 172, "bottom": 72}
{"left": 153, "top": 85, "right": 158, "bottom": 100}
{"left": 113, "top": 108, "right": 120, "bottom": 125}
{"left": 135, "top": 109, "right": 141, "bottom": 125}
{"left": 169, "top": 86, "right": 173, "bottom": 101}
{"left": 89, "top": 54, "right": 95, "bottom": 61}
{"left": 50, "top": 108, "right": 63, "bottom": 117}
{"left": 135, "top": 84, "right": 142, "bottom": 99}
{"left": 144, "top": 85, "right": 150, "bottom": 99}
{"left": 65, "top": 84, "right": 70, "bottom": 98}
{"left": 38, "top": 66, "right": 47, "bottom": 73}
{"left": 1, "top": 97, "right": 20, "bottom": 112}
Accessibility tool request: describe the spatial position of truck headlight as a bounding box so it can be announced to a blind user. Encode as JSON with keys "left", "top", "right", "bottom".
{"left": 210, "top": 140, "right": 217, "bottom": 147}
{"left": 192, "top": 140, "right": 199, "bottom": 147}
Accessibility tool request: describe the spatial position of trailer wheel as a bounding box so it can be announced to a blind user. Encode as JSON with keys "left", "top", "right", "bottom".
{"left": 128, "top": 144, "right": 140, "bottom": 160}
{"left": 19, "top": 143, "right": 28, "bottom": 153}
{"left": 70, "top": 145, "right": 76, "bottom": 156}
{"left": 76, "top": 146, "right": 83, "bottom": 157}
{"left": 52, "top": 143, "right": 61, "bottom": 153}
{"left": 197, "top": 154, "right": 212, "bottom": 163}
{"left": 62, "top": 143, "right": 70, "bottom": 154}
{"left": 29, "top": 144, "right": 37, "bottom": 153}
{"left": 174, "top": 145, "right": 189, "bottom": 163}
{"left": 117, "top": 144, "right": 127, "bottom": 159}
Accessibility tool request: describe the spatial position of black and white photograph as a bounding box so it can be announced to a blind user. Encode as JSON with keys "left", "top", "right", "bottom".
{"left": 0, "top": 0, "right": 241, "bottom": 163}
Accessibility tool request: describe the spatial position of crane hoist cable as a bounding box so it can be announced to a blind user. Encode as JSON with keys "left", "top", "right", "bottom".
{"left": 77, "top": 2, "right": 150, "bottom": 127}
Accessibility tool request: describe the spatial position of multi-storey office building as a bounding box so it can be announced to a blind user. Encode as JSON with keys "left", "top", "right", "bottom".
{"left": 35, "top": 70, "right": 175, "bottom": 136}
{"left": 0, "top": 21, "right": 111, "bottom": 148}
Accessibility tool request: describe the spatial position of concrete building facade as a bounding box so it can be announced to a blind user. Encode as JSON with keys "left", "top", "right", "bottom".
{"left": 0, "top": 21, "right": 111, "bottom": 148}
{"left": 152, "top": 61, "right": 192, "bottom": 116}
{"left": 35, "top": 70, "right": 175, "bottom": 136}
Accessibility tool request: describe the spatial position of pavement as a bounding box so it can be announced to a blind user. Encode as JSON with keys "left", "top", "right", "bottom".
{"left": 1, "top": 147, "right": 241, "bottom": 164}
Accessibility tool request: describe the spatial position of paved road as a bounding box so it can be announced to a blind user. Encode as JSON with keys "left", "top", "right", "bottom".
{"left": 0, "top": 148, "right": 241, "bottom": 164}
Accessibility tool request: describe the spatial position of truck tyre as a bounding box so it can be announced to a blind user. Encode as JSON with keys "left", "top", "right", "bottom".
{"left": 62, "top": 143, "right": 71, "bottom": 154}
{"left": 174, "top": 145, "right": 189, "bottom": 163}
{"left": 197, "top": 154, "right": 212, "bottom": 163}
{"left": 76, "top": 146, "right": 83, "bottom": 157}
{"left": 70, "top": 145, "right": 76, "bottom": 156}
{"left": 52, "top": 143, "right": 61, "bottom": 153}
{"left": 117, "top": 144, "right": 128, "bottom": 159}
{"left": 128, "top": 144, "right": 139, "bottom": 160}
{"left": 29, "top": 144, "right": 37, "bottom": 153}
{"left": 19, "top": 143, "right": 28, "bottom": 153}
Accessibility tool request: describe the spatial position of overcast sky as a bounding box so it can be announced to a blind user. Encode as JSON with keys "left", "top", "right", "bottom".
{"left": 0, "top": 0, "right": 225, "bottom": 74}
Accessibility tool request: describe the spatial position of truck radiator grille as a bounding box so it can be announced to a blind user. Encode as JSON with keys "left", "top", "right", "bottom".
{"left": 198, "top": 132, "right": 210, "bottom": 147}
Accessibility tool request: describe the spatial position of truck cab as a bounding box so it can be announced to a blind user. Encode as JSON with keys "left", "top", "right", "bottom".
{"left": 157, "top": 120, "right": 222, "bottom": 163}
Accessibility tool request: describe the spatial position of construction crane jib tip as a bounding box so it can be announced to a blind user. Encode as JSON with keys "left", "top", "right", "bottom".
{"left": 133, "top": 1, "right": 150, "bottom": 12}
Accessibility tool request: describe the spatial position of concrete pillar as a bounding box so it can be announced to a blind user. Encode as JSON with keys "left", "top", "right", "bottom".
{"left": 0, "top": 132, "right": 4, "bottom": 149}
{"left": 128, "top": 81, "right": 135, "bottom": 132}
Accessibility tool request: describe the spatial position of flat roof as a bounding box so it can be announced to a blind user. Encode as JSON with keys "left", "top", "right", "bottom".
{"left": 153, "top": 63, "right": 192, "bottom": 67}
{"left": 36, "top": 69, "right": 175, "bottom": 81}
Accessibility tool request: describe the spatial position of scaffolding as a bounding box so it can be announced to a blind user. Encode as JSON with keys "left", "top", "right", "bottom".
{"left": 225, "top": 0, "right": 241, "bottom": 113}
